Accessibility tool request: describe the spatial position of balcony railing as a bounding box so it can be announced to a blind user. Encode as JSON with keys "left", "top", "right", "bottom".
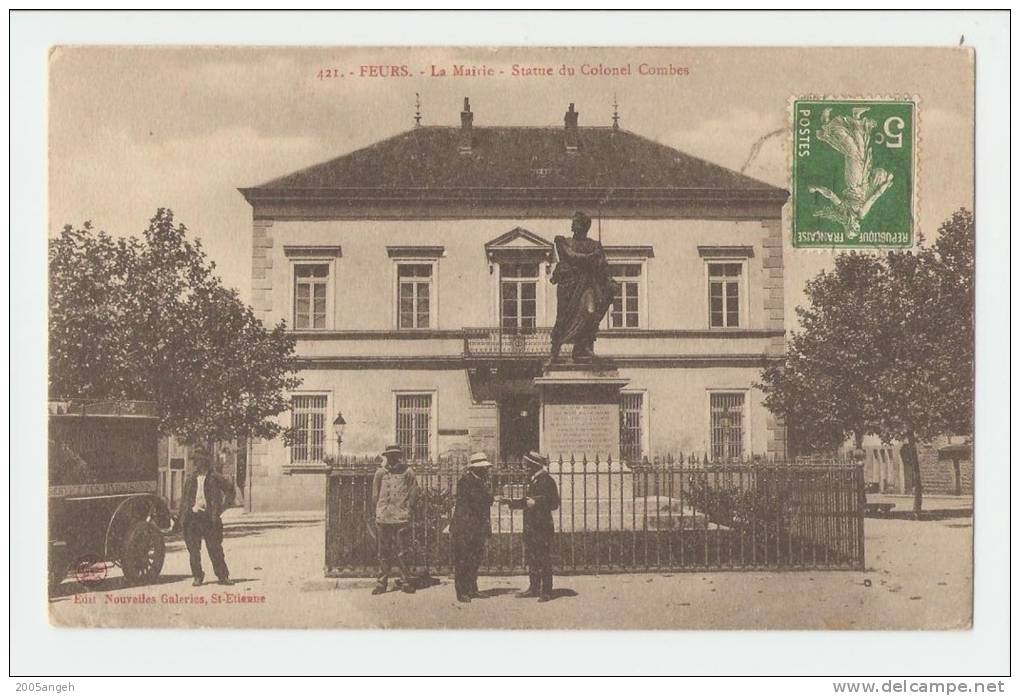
{"left": 464, "top": 326, "right": 552, "bottom": 357}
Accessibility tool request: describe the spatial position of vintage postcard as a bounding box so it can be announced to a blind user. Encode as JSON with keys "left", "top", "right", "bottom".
{"left": 46, "top": 45, "right": 975, "bottom": 631}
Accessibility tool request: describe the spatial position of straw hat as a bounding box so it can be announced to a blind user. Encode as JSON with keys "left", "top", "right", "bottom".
{"left": 523, "top": 451, "right": 548, "bottom": 469}
{"left": 381, "top": 444, "right": 403, "bottom": 458}
{"left": 467, "top": 452, "right": 493, "bottom": 468}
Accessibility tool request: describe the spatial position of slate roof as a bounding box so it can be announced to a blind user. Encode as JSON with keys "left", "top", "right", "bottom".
{"left": 242, "top": 126, "right": 786, "bottom": 199}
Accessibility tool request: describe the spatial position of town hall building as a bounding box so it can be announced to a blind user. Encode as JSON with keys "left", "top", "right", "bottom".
{"left": 239, "top": 98, "right": 789, "bottom": 512}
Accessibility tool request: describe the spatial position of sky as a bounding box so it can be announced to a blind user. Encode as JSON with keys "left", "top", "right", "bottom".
{"left": 49, "top": 46, "right": 974, "bottom": 326}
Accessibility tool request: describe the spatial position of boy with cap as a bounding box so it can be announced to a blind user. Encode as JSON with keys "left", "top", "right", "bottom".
{"left": 451, "top": 452, "right": 495, "bottom": 603}
{"left": 371, "top": 445, "right": 418, "bottom": 595}
{"left": 505, "top": 451, "right": 560, "bottom": 602}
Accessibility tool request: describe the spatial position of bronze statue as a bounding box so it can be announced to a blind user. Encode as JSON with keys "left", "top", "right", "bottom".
{"left": 549, "top": 211, "right": 618, "bottom": 362}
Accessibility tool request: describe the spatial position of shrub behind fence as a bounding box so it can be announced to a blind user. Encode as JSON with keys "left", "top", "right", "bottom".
{"left": 324, "top": 455, "right": 865, "bottom": 577}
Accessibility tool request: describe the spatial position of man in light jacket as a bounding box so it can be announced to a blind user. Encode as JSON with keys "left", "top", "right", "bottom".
{"left": 371, "top": 445, "right": 419, "bottom": 595}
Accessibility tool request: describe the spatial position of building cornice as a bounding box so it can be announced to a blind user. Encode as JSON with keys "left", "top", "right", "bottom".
{"left": 288, "top": 328, "right": 785, "bottom": 341}
{"left": 283, "top": 244, "right": 343, "bottom": 258}
{"left": 604, "top": 245, "right": 655, "bottom": 258}
{"left": 386, "top": 245, "right": 446, "bottom": 258}
{"left": 239, "top": 186, "right": 788, "bottom": 222}
{"left": 697, "top": 245, "right": 755, "bottom": 258}
{"left": 293, "top": 353, "right": 782, "bottom": 370}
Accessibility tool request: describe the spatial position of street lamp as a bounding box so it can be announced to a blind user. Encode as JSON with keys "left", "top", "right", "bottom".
{"left": 332, "top": 412, "right": 347, "bottom": 465}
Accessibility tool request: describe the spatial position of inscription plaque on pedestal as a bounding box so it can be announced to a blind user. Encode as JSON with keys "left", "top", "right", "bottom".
{"left": 535, "top": 363, "right": 628, "bottom": 466}
{"left": 543, "top": 401, "right": 618, "bottom": 461}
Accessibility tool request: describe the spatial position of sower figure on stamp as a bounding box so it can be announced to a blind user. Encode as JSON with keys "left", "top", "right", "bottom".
{"left": 549, "top": 211, "right": 618, "bottom": 362}
{"left": 451, "top": 452, "right": 494, "bottom": 603}
{"left": 505, "top": 451, "right": 560, "bottom": 602}
{"left": 179, "top": 446, "right": 236, "bottom": 587}
{"left": 371, "top": 445, "right": 419, "bottom": 595}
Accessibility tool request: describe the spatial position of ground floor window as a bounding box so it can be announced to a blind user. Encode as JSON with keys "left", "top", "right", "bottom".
{"left": 396, "top": 393, "right": 432, "bottom": 462}
{"left": 291, "top": 394, "right": 328, "bottom": 464}
{"left": 620, "top": 392, "right": 644, "bottom": 462}
{"left": 710, "top": 392, "right": 745, "bottom": 461}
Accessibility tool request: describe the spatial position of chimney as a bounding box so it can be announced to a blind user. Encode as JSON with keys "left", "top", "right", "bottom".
{"left": 459, "top": 97, "right": 473, "bottom": 154}
{"left": 564, "top": 102, "right": 579, "bottom": 152}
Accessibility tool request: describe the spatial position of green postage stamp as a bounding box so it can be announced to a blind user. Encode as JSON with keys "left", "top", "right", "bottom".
{"left": 792, "top": 99, "right": 916, "bottom": 248}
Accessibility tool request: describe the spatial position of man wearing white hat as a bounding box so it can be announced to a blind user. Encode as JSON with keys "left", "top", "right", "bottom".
{"left": 450, "top": 452, "right": 495, "bottom": 603}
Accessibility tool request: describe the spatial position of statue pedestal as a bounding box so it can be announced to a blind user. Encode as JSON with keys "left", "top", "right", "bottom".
{"left": 534, "top": 360, "right": 629, "bottom": 468}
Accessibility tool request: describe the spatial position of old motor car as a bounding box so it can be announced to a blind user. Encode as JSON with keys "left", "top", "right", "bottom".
{"left": 48, "top": 400, "right": 173, "bottom": 590}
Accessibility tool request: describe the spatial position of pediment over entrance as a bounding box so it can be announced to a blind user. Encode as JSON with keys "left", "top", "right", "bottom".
{"left": 484, "top": 227, "right": 555, "bottom": 264}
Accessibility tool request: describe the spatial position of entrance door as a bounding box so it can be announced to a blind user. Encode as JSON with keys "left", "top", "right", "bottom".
{"left": 499, "top": 395, "right": 539, "bottom": 462}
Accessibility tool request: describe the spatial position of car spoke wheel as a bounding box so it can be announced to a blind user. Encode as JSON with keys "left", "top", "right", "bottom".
{"left": 122, "top": 521, "right": 165, "bottom": 586}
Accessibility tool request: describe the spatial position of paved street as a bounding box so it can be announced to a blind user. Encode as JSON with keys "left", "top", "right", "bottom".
{"left": 49, "top": 497, "right": 972, "bottom": 630}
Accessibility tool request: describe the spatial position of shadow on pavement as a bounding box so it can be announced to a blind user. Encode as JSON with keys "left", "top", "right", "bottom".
{"left": 409, "top": 574, "right": 444, "bottom": 591}
{"left": 545, "top": 588, "right": 578, "bottom": 601}
{"left": 477, "top": 587, "right": 521, "bottom": 598}
{"left": 164, "top": 522, "right": 321, "bottom": 543}
{"left": 875, "top": 508, "right": 974, "bottom": 521}
{"left": 200, "top": 577, "right": 260, "bottom": 587}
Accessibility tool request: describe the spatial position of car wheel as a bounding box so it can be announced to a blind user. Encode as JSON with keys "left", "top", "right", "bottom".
{"left": 121, "top": 521, "right": 165, "bottom": 585}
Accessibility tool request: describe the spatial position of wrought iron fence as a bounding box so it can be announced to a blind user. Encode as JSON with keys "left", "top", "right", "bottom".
{"left": 324, "top": 454, "right": 865, "bottom": 577}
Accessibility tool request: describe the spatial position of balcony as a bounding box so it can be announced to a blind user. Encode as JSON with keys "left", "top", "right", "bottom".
{"left": 464, "top": 327, "right": 552, "bottom": 358}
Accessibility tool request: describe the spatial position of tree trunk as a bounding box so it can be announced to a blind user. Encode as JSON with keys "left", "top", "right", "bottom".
{"left": 906, "top": 431, "right": 923, "bottom": 516}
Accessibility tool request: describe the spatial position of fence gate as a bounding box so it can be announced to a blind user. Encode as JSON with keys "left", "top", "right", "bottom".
{"left": 325, "top": 456, "right": 865, "bottom": 577}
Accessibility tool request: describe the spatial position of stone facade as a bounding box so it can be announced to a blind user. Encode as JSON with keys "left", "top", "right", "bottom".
{"left": 239, "top": 108, "right": 791, "bottom": 511}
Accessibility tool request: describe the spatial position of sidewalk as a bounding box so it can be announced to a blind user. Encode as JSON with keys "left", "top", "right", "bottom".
{"left": 868, "top": 494, "right": 973, "bottom": 509}
{"left": 219, "top": 507, "right": 323, "bottom": 528}
{"left": 50, "top": 511, "right": 973, "bottom": 630}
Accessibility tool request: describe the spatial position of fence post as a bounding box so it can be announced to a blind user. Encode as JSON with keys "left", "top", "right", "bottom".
{"left": 324, "top": 470, "right": 333, "bottom": 575}
{"left": 855, "top": 463, "right": 866, "bottom": 571}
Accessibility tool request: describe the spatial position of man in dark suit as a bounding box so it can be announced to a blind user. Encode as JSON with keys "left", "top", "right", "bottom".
{"left": 505, "top": 451, "right": 560, "bottom": 602}
{"left": 451, "top": 452, "right": 494, "bottom": 603}
{"left": 179, "top": 446, "right": 236, "bottom": 587}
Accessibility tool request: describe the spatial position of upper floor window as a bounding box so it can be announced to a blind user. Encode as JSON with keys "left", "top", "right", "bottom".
{"left": 397, "top": 263, "right": 433, "bottom": 329}
{"left": 708, "top": 262, "right": 743, "bottom": 328}
{"left": 500, "top": 262, "right": 539, "bottom": 331}
{"left": 294, "top": 264, "right": 329, "bottom": 330}
{"left": 608, "top": 263, "right": 642, "bottom": 328}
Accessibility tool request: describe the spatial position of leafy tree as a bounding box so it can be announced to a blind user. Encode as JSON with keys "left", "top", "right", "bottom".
{"left": 927, "top": 209, "right": 975, "bottom": 435}
{"left": 49, "top": 209, "right": 301, "bottom": 446}
{"left": 758, "top": 253, "right": 887, "bottom": 455}
{"left": 759, "top": 209, "right": 975, "bottom": 514}
{"left": 868, "top": 210, "right": 975, "bottom": 513}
